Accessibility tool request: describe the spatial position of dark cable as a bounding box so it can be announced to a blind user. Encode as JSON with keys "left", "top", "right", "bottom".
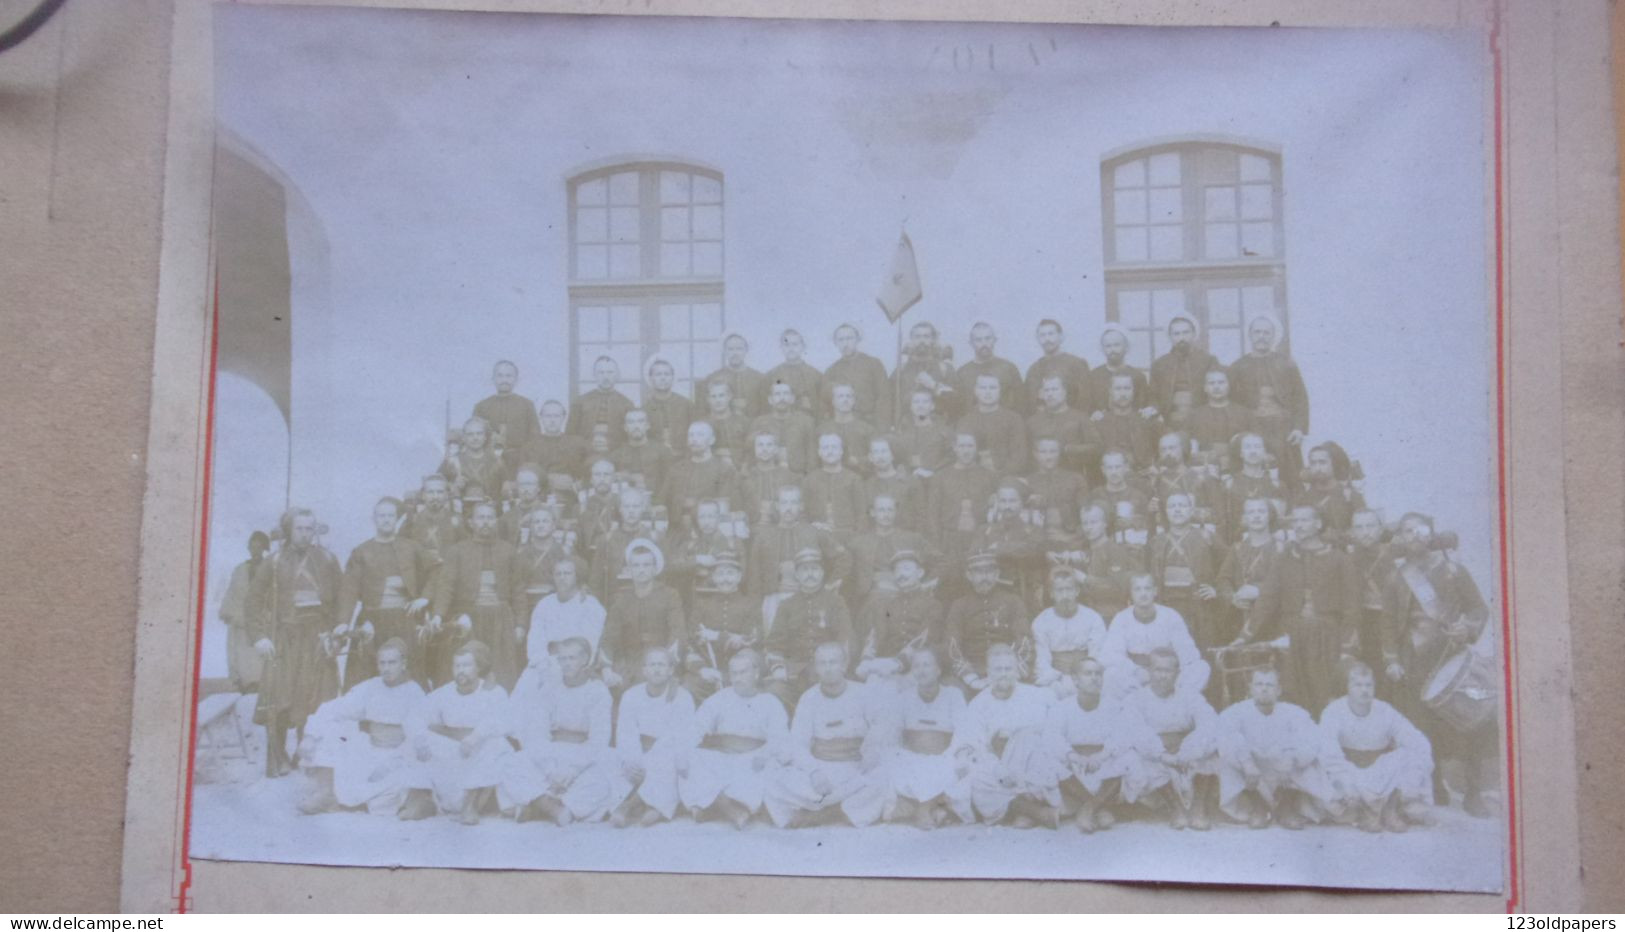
{"left": 0, "top": 0, "right": 69, "bottom": 56}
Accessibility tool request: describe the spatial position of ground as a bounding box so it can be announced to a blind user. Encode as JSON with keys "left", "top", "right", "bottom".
{"left": 191, "top": 696, "right": 1505, "bottom": 893}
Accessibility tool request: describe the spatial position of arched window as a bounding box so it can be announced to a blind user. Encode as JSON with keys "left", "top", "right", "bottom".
{"left": 568, "top": 160, "right": 725, "bottom": 404}
{"left": 1101, "top": 139, "right": 1288, "bottom": 368}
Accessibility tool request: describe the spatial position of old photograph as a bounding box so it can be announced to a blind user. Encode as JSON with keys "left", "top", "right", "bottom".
{"left": 188, "top": 5, "right": 1505, "bottom": 892}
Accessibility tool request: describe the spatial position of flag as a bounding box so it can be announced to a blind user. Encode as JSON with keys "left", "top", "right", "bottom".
{"left": 876, "top": 231, "right": 922, "bottom": 323}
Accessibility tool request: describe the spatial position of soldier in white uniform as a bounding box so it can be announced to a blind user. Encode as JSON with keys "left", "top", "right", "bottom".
{"left": 297, "top": 638, "right": 426, "bottom": 815}
{"left": 952, "top": 644, "right": 1058, "bottom": 827}
{"left": 675, "top": 650, "right": 789, "bottom": 828}
{"left": 765, "top": 642, "right": 891, "bottom": 828}
{"left": 609, "top": 647, "right": 696, "bottom": 827}
{"left": 1318, "top": 662, "right": 1435, "bottom": 833}
{"left": 1119, "top": 648, "right": 1221, "bottom": 830}
{"left": 400, "top": 641, "right": 512, "bottom": 824}
{"left": 879, "top": 647, "right": 971, "bottom": 829}
{"left": 1041, "top": 656, "right": 1141, "bottom": 833}
{"left": 1215, "top": 667, "right": 1336, "bottom": 829}
{"left": 500, "top": 637, "right": 615, "bottom": 824}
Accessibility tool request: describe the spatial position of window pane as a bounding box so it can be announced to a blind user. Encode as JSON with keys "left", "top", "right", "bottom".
{"left": 692, "top": 241, "right": 723, "bottom": 277}
{"left": 607, "top": 345, "right": 642, "bottom": 380}
{"left": 1241, "top": 285, "right": 1276, "bottom": 317}
{"left": 1148, "top": 225, "right": 1183, "bottom": 262}
{"left": 609, "top": 171, "right": 640, "bottom": 205}
{"left": 576, "top": 206, "right": 607, "bottom": 243}
{"left": 1113, "top": 158, "right": 1146, "bottom": 189}
{"left": 1208, "top": 327, "right": 1243, "bottom": 364}
{"left": 1148, "top": 187, "right": 1183, "bottom": 223}
{"left": 660, "top": 243, "right": 691, "bottom": 277}
{"left": 659, "top": 303, "right": 690, "bottom": 339}
{"left": 1205, "top": 186, "right": 1238, "bottom": 222}
{"left": 1240, "top": 183, "right": 1274, "bottom": 221}
{"left": 691, "top": 303, "right": 722, "bottom": 338}
{"left": 610, "top": 244, "right": 641, "bottom": 278}
{"left": 1241, "top": 222, "right": 1275, "bottom": 257}
{"left": 661, "top": 207, "right": 690, "bottom": 243}
{"left": 1148, "top": 151, "right": 1181, "bottom": 186}
{"left": 1114, "top": 227, "right": 1148, "bottom": 263}
{"left": 693, "top": 174, "right": 723, "bottom": 204}
{"left": 1239, "top": 152, "right": 1273, "bottom": 182}
{"left": 1205, "top": 223, "right": 1239, "bottom": 259}
{"left": 1151, "top": 289, "right": 1186, "bottom": 329}
{"left": 610, "top": 207, "right": 641, "bottom": 243}
{"left": 575, "top": 245, "right": 608, "bottom": 280}
{"left": 1113, "top": 189, "right": 1147, "bottom": 225}
{"left": 577, "top": 306, "right": 610, "bottom": 342}
{"left": 576, "top": 177, "right": 607, "bottom": 206}
{"left": 660, "top": 171, "right": 691, "bottom": 204}
{"left": 692, "top": 204, "right": 723, "bottom": 240}
{"left": 579, "top": 344, "right": 609, "bottom": 374}
{"left": 1116, "top": 290, "right": 1151, "bottom": 329}
{"left": 1207, "top": 288, "right": 1240, "bottom": 327}
{"left": 610, "top": 305, "right": 641, "bottom": 341}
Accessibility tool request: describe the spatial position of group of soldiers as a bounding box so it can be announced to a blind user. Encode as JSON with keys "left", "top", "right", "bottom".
{"left": 218, "top": 314, "right": 1498, "bottom": 835}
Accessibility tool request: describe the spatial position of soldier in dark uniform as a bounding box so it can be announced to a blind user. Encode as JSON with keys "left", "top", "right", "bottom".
{"left": 1228, "top": 317, "right": 1309, "bottom": 489}
{"left": 1222, "top": 432, "right": 1286, "bottom": 544}
{"left": 1058, "top": 503, "right": 1144, "bottom": 621}
{"left": 1293, "top": 441, "right": 1367, "bottom": 544}
{"left": 250, "top": 508, "right": 342, "bottom": 777}
{"left": 765, "top": 547, "right": 856, "bottom": 709}
{"left": 891, "top": 387, "right": 954, "bottom": 479}
{"left": 927, "top": 432, "right": 998, "bottom": 594}
{"left": 1255, "top": 504, "right": 1360, "bottom": 715}
{"left": 802, "top": 433, "right": 866, "bottom": 536}
{"left": 1146, "top": 492, "right": 1223, "bottom": 650}
{"left": 854, "top": 550, "right": 946, "bottom": 682}
{"left": 511, "top": 506, "right": 573, "bottom": 645}
{"left": 439, "top": 417, "right": 504, "bottom": 513}
{"left": 428, "top": 501, "right": 522, "bottom": 691}
{"left": 955, "top": 322, "right": 1025, "bottom": 413}
{"left": 818, "top": 383, "right": 878, "bottom": 476}
{"left": 971, "top": 480, "right": 1044, "bottom": 609}
{"left": 763, "top": 328, "right": 823, "bottom": 417}
{"left": 570, "top": 356, "right": 636, "bottom": 446}
{"left": 1023, "top": 318, "right": 1091, "bottom": 416}
{"left": 402, "top": 474, "right": 463, "bottom": 591}
{"left": 601, "top": 542, "right": 687, "bottom": 694}
{"left": 751, "top": 381, "right": 818, "bottom": 474}
{"left": 957, "top": 374, "right": 1028, "bottom": 475}
{"left": 519, "top": 400, "right": 590, "bottom": 484}
{"left": 659, "top": 420, "right": 742, "bottom": 533}
{"left": 1347, "top": 508, "right": 1397, "bottom": 679}
{"left": 847, "top": 492, "right": 933, "bottom": 608}
{"left": 893, "top": 321, "right": 960, "bottom": 424}
{"left": 747, "top": 485, "right": 851, "bottom": 598}
{"left": 700, "top": 380, "right": 753, "bottom": 467}
{"left": 696, "top": 333, "right": 766, "bottom": 420}
{"left": 336, "top": 497, "right": 433, "bottom": 689}
{"left": 642, "top": 357, "right": 694, "bottom": 456}
{"left": 1028, "top": 375, "right": 1092, "bottom": 475}
{"left": 1025, "top": 435, "right": 1089, "bottom": 535}
{"left": 1084, "top": 328, "right": 1152, "bottom": 417}
{"left": 1086, "top": 449, "right": 1153, "bottom": 549}
{"left": 683, "top": 554, "right": 759, "bottom": 701}
{"left": 944, "top": 551, "right": 1032, "bottom": 694}
{"left": 824, "top": 323, "right": 891, "bottom": 429}
{"left": 1150, "top": 430, "right": 1222, "bottom": 535}
{"left": 1089, "top": 371, "right": 1160, "bottom": 474}
{"left": 667, "top": 498, "right": 743, "bottom": 605}
{"left": 862, "top": 436, "right": 925, "bottom": 532}
{"left": 739, "top": 430, "right": 802, "bottom": 530}
{"left": 1187, "top": 368, "right": 1255, "bottom": 471}
{"left": 1149, "top": 316, "right": 1221, "bottom": 417}
{"left": 613, "top": 408, "right": 675, "bottom": 495}
{"left": 472, "top": 360, "right": 542, "bottom": 476}
{"left": 1220, "top": 497, "right": 1287, "bottom": 647}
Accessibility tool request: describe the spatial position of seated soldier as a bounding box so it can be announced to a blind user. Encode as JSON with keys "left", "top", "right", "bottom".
{"left": 297, "top": 638, "right": 426, "bottom": 815}
{"left": 1086, "top": 449, "right": 1152, "bottom": 548}
{"left": 601, "top": 542, "right": 686, "bottom": 693}
{"left": 944, "top": 551, "right": 1031, "bottom": 693}
{"left": 1049, "top": 503, "right": 1143, "bottom": 621}
{"left": 848, "top": 492, "right": 933, "bottom": 607}
{"left": 525, "top": 557, "right": 606, "bottom": 683}
{"left": 518, "top": 400, "right": 590, "bottom": 484}
{"left": 1119, "top": 649, "right": 1220, "bottom": 830}
{"left": 1187, "top": 367, "right": 1254, "bottom": 467}
{"left": 739, "top": 430, "right": 803, "bottom": 529}
{"left": 765, "top": 642, "right": 891, "bottom": 828}
{"left": 881, "top": 646, "right": 971, "bottom": 830}
{"left": 862, "top": 437, "right": 925, "bottom": 531}
{"left": 440, "top": 416, "right": 505, "bottom": 513}
{"left": 400, "top": 641, "right": 512, "bottom": 825}
{"left": 956, "top": 374, "right": 1029, "bottom": 474}
{"left": 675, "top": 650, "right": 790, "bottom": 828}
{"left": 854, "top": 550, "right": 945, "bottom": 687}
{"left": 751, "top": 380, "right": 818, "bottom": 473}
{"left": 802, "top": 432, "right": 867, "bottom": 535}
{"left": 1100, "top": 573, "right": 1211, "bottom": 701}
{"left": 1318, "top": 662, "right": 1435, "bottom": 833}
{"left": 747, "top": 484, "right": 850, "bottom": 599}
{"left": 1030, "top": 568, "right": 1108, "bottom": 697}
{"left": 1216, "top": 667, "right": 1335, "bottom": 829}
{"left": 587, "top": 487, "right": 663, "bottom": 601}
{"left": 613, "top": 409, "right": 675, "bottom": 497}
{"left": 892, "top": 386, "right": 954, "bottom": 479}
{"left": 501, "top": 636, "right": 615, "bottom": 825}
{"left": 1147, "top": 491, "right": 1222, "bottom": 649}
{"left": 667, "top": 497, "right": 741, "bottom": 602}
{"left": 1221, "top": 432, "right": 1285, "bottom": 544}
{"left": 972, "top": 479, "right": 1044, "bottom": 605}
{"left": 1042, "top": 656, "right": 1141, "bottom": 833}
{"left": 1027, "top": 374, "right": 1092, "bottom": 476}
{"left": 499, "top": 466, "right": 546, "bottom": 544}
{"left": 609, "top": 647, "right": 696, "bottom": 827}
{"left": 701, "top": 380, "right": 753, "bottom": 467}
{"left": 335, "top": 497, "right": 433, "bottom": 689}
{"left": 659, "top": 422, "right": 741, "bottom": 533}
{"left": 952, "top": 644, "right": 1059, "bottom": 827}
{"left": 684, "top": 554, "right": 759, "bottom": 701}
{"left": 764, "top": 547, "right": 855, "bottom": 708}
{"left": 817, "top": 383, "right": 878, "bottom": 476}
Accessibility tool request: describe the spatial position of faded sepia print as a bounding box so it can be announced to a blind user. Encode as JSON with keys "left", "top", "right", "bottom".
{"left": 191, "top": 6, "right": 1505, "bottom": 891}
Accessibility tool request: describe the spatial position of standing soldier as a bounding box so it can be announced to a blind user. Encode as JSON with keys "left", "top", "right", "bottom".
{"left": 336, "top": 497, "right": 434, "bottom": 689}
{"left": 1222, "top": 432, "right": 1285, "bottom": 543}
{"left": 927, "top": 432, "right": 998, "bottom": 572}
{"left": 403, "top": 474, "right": 463, "bottom": 588}
{"left": 613, "top": 409, "right": 675, "bottom": 495}
{"left": 1219, "top": 497, "right": 1287, "bottom": 647}
{"left": 1150, "top": 431, "right": 1221, "bottom": 535}
{"left": 1089, "top": 372, "right": 1160, "bottom": 473}
{"left": 1084, "top": 328, "right": 1152, "bottom": 417}
{"left": 1347, "top": 509, "right": 1397, "bottom": 677}
{"left": 510, "top": 506, "right": 573, "bottom": 643}
{"left": 746, "top": 485, "right": 850, "bottom": 599}
{"left": 824, "top": 323, "right": 891, "bottom": 429}
{"left": 764, "top": 549, "right": 856, "bottom": 707}
{"left": 472, "top": 360, "right": 542, "bottom": 476}
{"left": 1149, "top": 316, "right": 1221, "bottom": 418}
{"left": 1187, "top": 368, "right": 1255, "bottom": 470}
{"left": 1228, "top": 317, "right": 1309, "bottom": 488}
{"left": 1023, "top": 318, "right": 1091, "bottom": 415}
{"left": 1293, "top": 442, "right": 1367, "bottom": 543}
{"left": 818, "top": 383, "right": 878, "bottom": 475}
{"left": 641, "top": 357, "right": 694, "bottom": 456}
{"left": 891, "top": 387, "right": 954, "bottom": 480}
{"left": 570, "top": 356, "right": 637, "bottom": 446}
{"left": 955, "top": 322, "right": 1025, "bottom": 413}
{"left": 751, "top": 381, "right": 818, "bottom": 474}
{"left": 428, "top": 501, "right": 522, "bottom": 691}
{"left": 219, "top": 530, "right": 270, "bottom": 693}
{"left": 957, "top": 374, "right": 1029, "bottom": 474}
{"left": 439, "top": 416, "right": 504, "bottom": 510}
{"left": 802, "top": 433, "right": 866, "bottom": 536}
{"left": 893, "top": 320, "right": 959, "bottom": 423}
{"left": 1086, "top": 450, "right": 1153, "bottom": 548}
{"left": 1025, "top": 436, "right": 1089, "bottom": 535}
{"left": 1028, "top": 375, "right": 1093, "bottom": 476}
{"left": 763, "top": 328, "right": 823, "bottom": 416}
{"left": 700, "top": 380, "right": 753, "bottom": 466}
{"left": 739, "top": 431, "right": 802, "bottom": 530}
{"left": 696, "top": 333, "right": 766, "bottom": 419}
{"left": 1256, "top": 504, "right": 1360, "bottom": 715}
{"left": 847, "top": 494, "right": 933, "bottom": 608}
{"left": 1146, "top": 492, "right": 1223, "bottom": 650}
{"left": 499, "top": 466, "right": 546, "bottom": 546}
{"left": 1051, "top": 503, "right": 1143, "bottom": 622}
{"left": 862, "top": 437, "right": 925, "bottom": 532}
{"left": 250, "top": 508, "right": 342, "bottom": 778}
{"left": 520, "top": 400, "right": 590, "bottom": 484}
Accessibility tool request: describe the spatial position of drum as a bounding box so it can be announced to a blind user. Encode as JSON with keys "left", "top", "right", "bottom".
{"left": 1422, "top": 626, "right": 1499, "bottom": 733}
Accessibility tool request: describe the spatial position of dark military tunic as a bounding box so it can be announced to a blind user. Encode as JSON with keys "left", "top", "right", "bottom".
{"left": 612, "top": 439, "right": 675, "bottom": 495}
{"left": 858, "top": 587, "right": 946, "bottom": 659}
{"left": 684, "top": 589, "right": 762, "bottom": 700}
{"left": 1027, "top": 406, "right": 1093, "bottom": 473}
{"left": 569, "top": 386, "right": 637, "bottom": 446}
{"left": 696, "top": 365, "right": 767, "bottom": 419}
{"left": 518, "top": 432, "right": 591, "bottom": 482}
{"left": 763, "top": 359, "right": 823, "bottom": 415}
{"left": 1148, "top": 346, "right": 1221, "bottom": 416}
{"left": 816, "top": 416, "right": 878, "bottom": 475}
{"left": 1187, "top": 402, "right": 1255, "bottom": 465}
{"left": 603, "top": 583, "right": 688, "bottom": 682}
{"left": 824, "top": 351, "right": 892, "bottom": 428}
{"left": 749, "top": 410, "right": 818, "bottom": 474}
{"left": 659, "top": 455, "right": 742, "bottom": 529}
{"left": 473, "top": 392, "right": 542, "bottom": 474}
{"left": 1257, "top": 541, "right": 1359, "bottom": 714}
{"left": 1090, "top": 409, "right": 1160, "bottom": 472}
{"left": 1229, "top": 350, "right": 1309, "bottom": 488}
{"left": 701, "top": 411, "right": 754, "bottom": 466}
{"left": 1024, "top": 466, "right": 1089, "bottom": 532}
{"left": 739, "top": 462, "right": 804, "bottom": 528}
{"left": 847, "top": 527, "right": 933, "bottom": 605}
{"left": 802, "top": 466, "right": 867, "bottom": 535}
{"left": 944, "top": 588, "right": 1031, "bottom": 678}
{"left": 1024, "top": 351, "right": 1092, "bottom": 415}
{"left": 642, "top": 389, "right": 695, "bottom": 455}
{"left": 747, "top": 521, "right": 850, "bottom": 597}
{"left": 955, "top": 355, "right": 1026, "bottom": 413}
{"left": 1084, "top": 363, "right": 1150, "bottom": 417}
{"left": 862, "top": 470, "right": 926, "bottom": 531}
{"left": 250, "top": 544, "right": 342, "bottom": 726}
{"left": 1218, "top": 535, "right": 1286, "bottom": 643}
{"left": 766, "top": 588, "right": 855, "bottom": 683}
{"left": 1146, "top": 525, "right": 1223, "bottom": 648}
{"left": 337, "top": 536, "right": 433, "bottom": 687}
{"left": 890, "top": 417, "right": 954, "bottom": 475}
{"left": 430, "top": 536, "right": 522, "bottom": 690}
{"left": 956, "top": 407, "right": 1028, "bottom": 474}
